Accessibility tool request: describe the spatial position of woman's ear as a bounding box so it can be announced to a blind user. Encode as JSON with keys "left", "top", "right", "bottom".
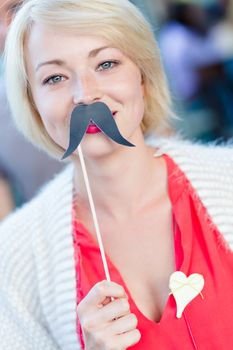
{"left": 141, "top": 72, "right": 144, "bottom": 85}
{"left": 141, "top": 73, "right": 145, "bottom": 97}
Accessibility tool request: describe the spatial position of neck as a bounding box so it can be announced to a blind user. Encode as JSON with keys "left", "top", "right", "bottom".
{"left": 73, "top": 135, "right": 163, "bottom": 221}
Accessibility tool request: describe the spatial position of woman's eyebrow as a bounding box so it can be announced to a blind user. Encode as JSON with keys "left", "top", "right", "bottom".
{"left": 35, "top": 46, "right": 112, "bottom": 72}
{"left": 88, "top": 46, "right": 111, "bottom": 57}
{"left": 36, "top": 59, "right": 65, "bottom": 72}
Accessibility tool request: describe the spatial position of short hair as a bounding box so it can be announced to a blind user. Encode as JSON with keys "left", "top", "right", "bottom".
{"left": 5, "top": 0, "right": 173, "bottom": 158}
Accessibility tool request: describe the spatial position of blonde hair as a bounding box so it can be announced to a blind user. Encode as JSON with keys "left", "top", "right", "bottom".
{"left": 5, "top": 0, "right": 173, "bottom": 158}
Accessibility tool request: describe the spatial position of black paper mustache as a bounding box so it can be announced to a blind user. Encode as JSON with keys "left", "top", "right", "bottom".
{"left": 62, "top": 102, "right": 135, "bottom": 159}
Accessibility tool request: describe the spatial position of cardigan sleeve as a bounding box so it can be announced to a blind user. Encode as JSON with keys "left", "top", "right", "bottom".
{"left": 0, "top": 295, "right": 60, "bottom": 350}
{"left": 0, "top": 200, "right": 60, "bottom": 350}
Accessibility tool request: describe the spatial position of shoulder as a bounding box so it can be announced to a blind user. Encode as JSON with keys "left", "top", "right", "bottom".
{"left": 158, "top": 137, "right": 233, "bottom": 186}
{"left": 149, "top": 136, "right": 233, "bottom": 173}
{"left": 148, "top": 136, "right": 233, "bottom": 250}
{"left": 0, "top": 163, "right": 74, "bottom": 264}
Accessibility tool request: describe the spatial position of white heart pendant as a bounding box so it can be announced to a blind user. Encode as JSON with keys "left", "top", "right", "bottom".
{"left": 169, "top": 271, "right": 205, "bottom": 318}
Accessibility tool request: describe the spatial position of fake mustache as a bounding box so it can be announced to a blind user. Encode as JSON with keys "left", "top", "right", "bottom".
{"left": 62, "top": 102, "right": 135, "bottom": 159}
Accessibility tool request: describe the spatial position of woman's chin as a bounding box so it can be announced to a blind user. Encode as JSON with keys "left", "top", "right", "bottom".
{"left": 72, "top": 133, "right": 119, "bottom": 160}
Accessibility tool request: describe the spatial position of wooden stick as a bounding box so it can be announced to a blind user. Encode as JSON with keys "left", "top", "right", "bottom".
{"left": 78, "top": 145, "right": 111, "bottom": 282}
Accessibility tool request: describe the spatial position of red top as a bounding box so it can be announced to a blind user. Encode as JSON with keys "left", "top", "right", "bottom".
{"left": 72, "top": 154, "right": 233, "bottom": 349}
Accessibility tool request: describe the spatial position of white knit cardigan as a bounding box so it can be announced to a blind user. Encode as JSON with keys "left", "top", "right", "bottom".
{"left": 0, "top": 138, "right": 233, "bottom": 350}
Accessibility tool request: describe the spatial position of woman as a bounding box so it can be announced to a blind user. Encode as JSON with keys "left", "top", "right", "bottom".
{"left": 1, "top": 0, "right": 233, "bottom": 349}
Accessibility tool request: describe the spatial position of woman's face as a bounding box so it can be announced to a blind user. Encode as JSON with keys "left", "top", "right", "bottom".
{"left": 25, "top": 23, "right": 145, "bottom": 158}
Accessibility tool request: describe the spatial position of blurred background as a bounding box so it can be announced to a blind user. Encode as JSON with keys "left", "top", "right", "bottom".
{"left": 0, "top": 0, "right": 233, "bottom": 219}
{"left": 131, "top": 0, "right": 233, "bottom": 141}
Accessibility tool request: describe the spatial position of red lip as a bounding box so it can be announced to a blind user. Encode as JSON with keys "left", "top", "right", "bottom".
{"left": 86, "top": 124, "right": 102, "bottom": 134}
{"left": 85, "top": 111, "right": 117, "bottom": 134}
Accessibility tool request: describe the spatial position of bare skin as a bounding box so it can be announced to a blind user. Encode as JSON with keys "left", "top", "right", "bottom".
{"left": 75, "top": 151, "right": 174, "bottom": 324}
{"left": 0, "top": 176, "right": 14, "bottom": 220}
{"left": 77, "top": 280, "right": 141, "bottom": 349}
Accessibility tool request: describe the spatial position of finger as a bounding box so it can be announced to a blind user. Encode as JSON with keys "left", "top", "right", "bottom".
{"left": 91, "top": 328, "right": 141, "bottom": 350}
{"left": 117, "top": 328, "right": 141, "bottom": 348}
{"left": 85, "top": 297, "right": 130, "bottom": 328}
{"left": 108, "top": 313, "right": 138, "bottom": 335}
{"left": 101, "top": 296, "right": 112, "bottom": 306}
{"left": 77, "top": 280, "right": 127, "bottom": 317}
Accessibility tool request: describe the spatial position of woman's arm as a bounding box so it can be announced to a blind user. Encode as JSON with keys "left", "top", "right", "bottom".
{"left": 0, "top": 176, "right": 15, "bottom": 220}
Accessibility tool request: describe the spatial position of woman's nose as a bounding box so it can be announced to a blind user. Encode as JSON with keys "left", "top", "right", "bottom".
{"left": 73, "top": 72, "right": 102, "bottom": 105}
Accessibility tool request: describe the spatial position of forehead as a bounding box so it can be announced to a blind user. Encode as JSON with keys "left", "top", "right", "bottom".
{"left": 25, "top": 22, "right": 119, "bottom": 71}
{"left": 26, "top": 22, "right": 114, "bottom": 55}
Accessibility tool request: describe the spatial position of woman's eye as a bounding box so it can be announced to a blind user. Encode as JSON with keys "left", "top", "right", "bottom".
{"left": 97, "top": 60, "right": 119, "bottom": 71}
{"left": 43, "top": 75, "right": 65, "bottom": 85}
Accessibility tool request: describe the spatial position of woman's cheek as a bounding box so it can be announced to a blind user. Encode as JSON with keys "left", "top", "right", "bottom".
{"left": 43, "top": 112, "right": 69, "bottom": 149}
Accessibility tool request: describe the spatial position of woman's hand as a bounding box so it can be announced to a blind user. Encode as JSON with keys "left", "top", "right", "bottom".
{"left": 77, "top": 280, "right": 141, "bottom": 350}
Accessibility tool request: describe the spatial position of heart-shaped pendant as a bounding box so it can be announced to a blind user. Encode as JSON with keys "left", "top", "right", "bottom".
{"left": 169, "top": 271, "right": 205, "bottom": 318}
